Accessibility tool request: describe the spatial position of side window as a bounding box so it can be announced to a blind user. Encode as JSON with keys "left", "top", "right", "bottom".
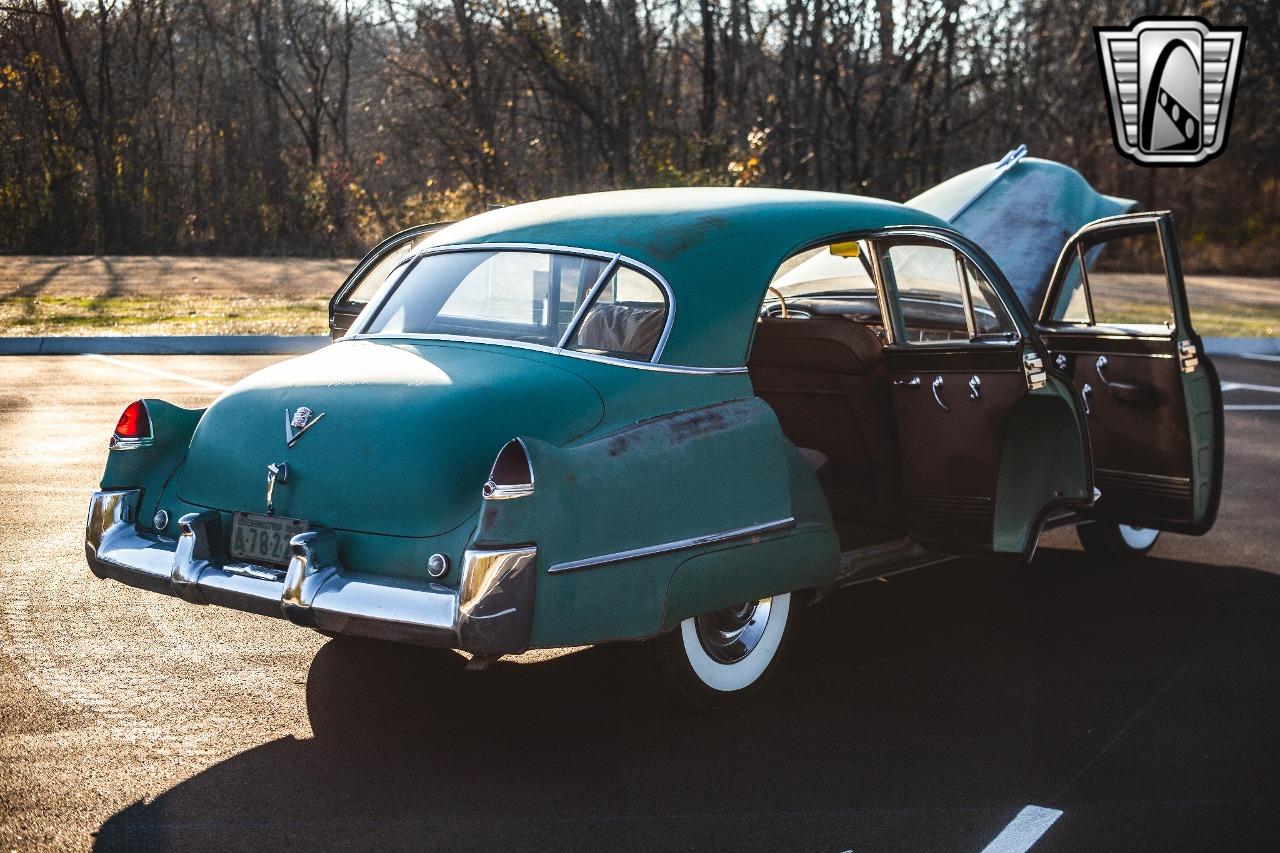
{"left": 1051, "top": 224, "right": 1174, "bottom": 332}
{"left": 881, "top": 242, "right": 1018, "bottom": 343}
{"left": 1052, "top": 256, "right": 1093, "bottom": 322}
{"left": 963, "top": 259, "right": 1018, "bottom": 338}
{"left": 566, "top": 266, "right": 668, "bottom": 361}
{"left": 881, "top": 243, "right": 970, "bottom": 344}
{"left": 1087, "top": 228, "right": 1175, "bottom": 329}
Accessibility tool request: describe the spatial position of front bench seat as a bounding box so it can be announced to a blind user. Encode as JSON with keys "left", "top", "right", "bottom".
{"left": 748, "top": 317, "right": 901, "bottom": 529}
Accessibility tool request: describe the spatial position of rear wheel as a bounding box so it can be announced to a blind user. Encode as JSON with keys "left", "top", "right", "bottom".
{"left": 636, "top": 593, "right": 793, "bottom": 710}
{"left": 1077, "top": 521, "right": 1161, "bottom": 561}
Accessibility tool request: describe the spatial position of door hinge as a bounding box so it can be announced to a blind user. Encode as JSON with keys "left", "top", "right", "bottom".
{"left": 1178, "top": 339, "right": 1199, "bottom": 373}
{"left": 1023, "top": 351, "right": 1047, "bottom": 390}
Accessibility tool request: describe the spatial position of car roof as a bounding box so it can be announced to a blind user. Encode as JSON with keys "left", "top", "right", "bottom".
{"left": 426, "top": 187, "right": 949, "bottom": 368}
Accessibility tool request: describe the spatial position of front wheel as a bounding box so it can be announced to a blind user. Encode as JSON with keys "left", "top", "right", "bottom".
{"left": 636, "top": 593, "right": 793, "bottom": 710}
{"left": 1077, "top": 521, "right": 1161, "bottom": 561}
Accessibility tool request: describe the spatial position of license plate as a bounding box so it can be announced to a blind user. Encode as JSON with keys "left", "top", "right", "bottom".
{"left": 230, "top": 513, "right": 309, "bottom": 566}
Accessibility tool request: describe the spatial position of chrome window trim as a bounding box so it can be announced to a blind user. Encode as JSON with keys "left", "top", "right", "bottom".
{"left": 355, "top": 242, "right": 678, "bottom": 366}
{"left": 341, "top": 333, "right": 747, "bottom": 375}
{"left": 547, "top": 517, "right": 796, "bottom": 575}
{"left": 557, "top": 253, "right": 621, "bottom": 349}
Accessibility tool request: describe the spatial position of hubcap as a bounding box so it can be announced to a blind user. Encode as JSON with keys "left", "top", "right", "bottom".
{"left": 694, "top": 597, "right": 773, "bottom": 664}
{"left": 1118, "top": 524, "right": 1160, "bottom": 550}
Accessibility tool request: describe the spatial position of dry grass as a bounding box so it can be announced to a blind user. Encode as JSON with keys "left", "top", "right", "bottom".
{"left": 0, "top": 255, "right": 354, "bottom": 336}
{"left": 0, "top": 255, "right": 1275, "bottom": 337}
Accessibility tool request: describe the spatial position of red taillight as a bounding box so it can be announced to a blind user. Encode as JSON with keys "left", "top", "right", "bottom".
{"left": 113, "top": 400, "right": 152, "bottom": 442}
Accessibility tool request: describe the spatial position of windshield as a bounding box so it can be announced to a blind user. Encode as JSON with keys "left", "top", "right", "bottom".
{"left": 358, "top": 249, "right": 670, "bottom": 361}
{"left": 769, "top": 241, "right": 876, "bottom": 297}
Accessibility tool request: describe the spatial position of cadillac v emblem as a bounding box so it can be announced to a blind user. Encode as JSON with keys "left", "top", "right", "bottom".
{"left": 285, "top": 406, "right": 325, "bottom": 447}
{"left": 1095, "top": 17, "right": 1246, "bottom": 166}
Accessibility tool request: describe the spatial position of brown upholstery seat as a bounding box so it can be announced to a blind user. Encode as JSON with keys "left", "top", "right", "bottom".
{"left": 573, "top": 302, "right": 665, "bottom": 358}
{"left": 749, "top": 317, "right": 901, "bottom": 531}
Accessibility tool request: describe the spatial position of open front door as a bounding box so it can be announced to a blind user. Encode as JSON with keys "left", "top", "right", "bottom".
{"left": 329, "top": 222, "right": 452, "bottom": 340}
{"left": 875, "top": 231, "right": 1092, "bottom": 557}
{"left": 1037, "top": 213, "right": 1223, "bottom": 534}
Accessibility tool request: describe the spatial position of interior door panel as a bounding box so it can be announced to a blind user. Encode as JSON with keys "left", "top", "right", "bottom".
{"left": 1036, "top": 213, "right": 1222, "bottom": 533}
{"left": 1041, "top": 332, "right": 1193, "bottom": 522}
{"left": 885, "top": 344, "right": 1027, "bottom": 552}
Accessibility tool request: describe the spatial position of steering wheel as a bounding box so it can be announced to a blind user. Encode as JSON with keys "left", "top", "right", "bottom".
{"left": 766, "top": 287, "right": 789, "bottom": 318}
{"left": 760, "top": 287, "right": 813, "bottom": 319}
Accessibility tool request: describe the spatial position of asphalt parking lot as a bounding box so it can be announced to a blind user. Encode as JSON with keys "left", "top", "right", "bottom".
{"left": 1, "top": 352, "right": 1278, "bottom": 852}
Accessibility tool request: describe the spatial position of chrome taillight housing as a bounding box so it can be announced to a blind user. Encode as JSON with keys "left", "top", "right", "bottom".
{"left": 482, "top": 438, "right": 534, "bottom": 500}
{"left": 110, "top": 400, "right": 154, "bottom": 450}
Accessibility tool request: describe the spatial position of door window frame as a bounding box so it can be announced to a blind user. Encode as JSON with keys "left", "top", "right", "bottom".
{"left": 1038, "top": 211, "right": 1185, "bottom": 336}
{"left": 867, "top": 227, "right": 1028, "bottom": 348}
{"left": 329, "top": 221, "right": 455, "bottom": 329}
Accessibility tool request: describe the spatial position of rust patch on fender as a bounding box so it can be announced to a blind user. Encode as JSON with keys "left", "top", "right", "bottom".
{"left": 664, "top": 406, "right": 729, "bottom": 445}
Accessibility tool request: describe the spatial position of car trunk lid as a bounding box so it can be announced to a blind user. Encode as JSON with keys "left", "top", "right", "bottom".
{"left": 176, "top": 339, "right": 603, "bottom": 537}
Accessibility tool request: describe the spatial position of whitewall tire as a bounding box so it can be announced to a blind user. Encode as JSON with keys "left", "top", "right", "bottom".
{"left": 1077, "top": 520, "right": 1162, "bottom": 560}
{"left": 637, "top": 593, "right": 794, "bottom": 709}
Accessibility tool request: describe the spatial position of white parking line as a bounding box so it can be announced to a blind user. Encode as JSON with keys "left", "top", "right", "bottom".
{"left": 1239, "top": 353, "right": 1280, "bottom": 363}
{"left": 82, "top": 353, "right": 229, "bottom": 391}
{"left": 1225, "top": 404, "right": 1280, "bottom": 411}
{"left": 1220, "top": 381, "right": 1280, "bottom": 394}
{"left": 978, "top": 806, "right": 1064, "bottom": 853}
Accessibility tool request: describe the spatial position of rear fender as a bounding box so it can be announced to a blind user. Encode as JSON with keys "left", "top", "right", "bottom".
{"left": 475, "top": 398, "right": 816, "bottom": 647}
{"left": 100, "top": 400, "right": 204, "bottom": 531}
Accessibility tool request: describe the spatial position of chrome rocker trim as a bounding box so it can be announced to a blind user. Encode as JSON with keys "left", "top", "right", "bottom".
{"left": 85, "top": 489, "right": 538, "bottom": 654}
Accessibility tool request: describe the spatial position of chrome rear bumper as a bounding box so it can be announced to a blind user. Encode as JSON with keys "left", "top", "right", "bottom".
{"left": 85, "top": 490, "right": 537, "bottom": 653}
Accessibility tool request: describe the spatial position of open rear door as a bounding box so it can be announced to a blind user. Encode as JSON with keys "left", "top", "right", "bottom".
{"left": 1037, "top": 213, "right": 1223, "bottom": 533}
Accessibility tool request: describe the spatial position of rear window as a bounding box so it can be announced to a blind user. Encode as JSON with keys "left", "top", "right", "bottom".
{"left": 358, "top": 249, "right": 669, "bottom": 360}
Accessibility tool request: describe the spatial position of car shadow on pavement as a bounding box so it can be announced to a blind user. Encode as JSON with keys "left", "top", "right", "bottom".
{"left": 93, "top": 549, "right": 1280, "bottom": 852}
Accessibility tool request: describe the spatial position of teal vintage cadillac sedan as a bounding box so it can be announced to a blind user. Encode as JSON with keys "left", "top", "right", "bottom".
{"left": 86, "top": 152, "right": 1222, "bottom": 708}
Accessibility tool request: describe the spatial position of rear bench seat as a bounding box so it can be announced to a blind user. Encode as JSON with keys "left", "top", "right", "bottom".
{"left": 748, "top": 317, "right": 901, "bottom": 531}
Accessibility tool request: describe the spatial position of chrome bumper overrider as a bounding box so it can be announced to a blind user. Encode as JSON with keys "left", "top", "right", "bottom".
{"left": 85, "top": 490, "right": 538, "bottom": 653}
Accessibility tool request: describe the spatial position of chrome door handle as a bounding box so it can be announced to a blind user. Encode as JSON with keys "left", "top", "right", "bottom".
{"left": 968, "top": 374, "right": 982, "bottom": 400}
{"left": 893, "top": 376, "right": 921, "bottom": 387}
{"left": 1055, "top": 353, "right": 1068, "bottom": 371}
{"left": 1081, "top": 383, "right": 1093, "bottom": 415}
{"left": 1095, "top": 355, "right": 1110, "bottom": 386}
{"left": 931, "top": 375, "right": 950, "bottom": 411}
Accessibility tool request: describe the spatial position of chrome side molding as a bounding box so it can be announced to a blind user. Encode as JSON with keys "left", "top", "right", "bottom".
{"left": 547, "top": 517, "right": 796, "bottom": 575}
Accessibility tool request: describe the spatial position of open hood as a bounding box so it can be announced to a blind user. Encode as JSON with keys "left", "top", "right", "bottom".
{"left": 908, "top": 148, "right": 1137, "bottom": 314}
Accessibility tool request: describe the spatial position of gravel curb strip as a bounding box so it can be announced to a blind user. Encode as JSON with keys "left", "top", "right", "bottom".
{"left": 0, "top": 335, "right": 1274, "bottom": 356}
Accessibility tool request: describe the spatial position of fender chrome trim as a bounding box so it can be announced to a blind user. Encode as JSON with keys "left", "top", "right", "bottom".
{"left": 546, "top": 517, "right": 796, "bottom": 575}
